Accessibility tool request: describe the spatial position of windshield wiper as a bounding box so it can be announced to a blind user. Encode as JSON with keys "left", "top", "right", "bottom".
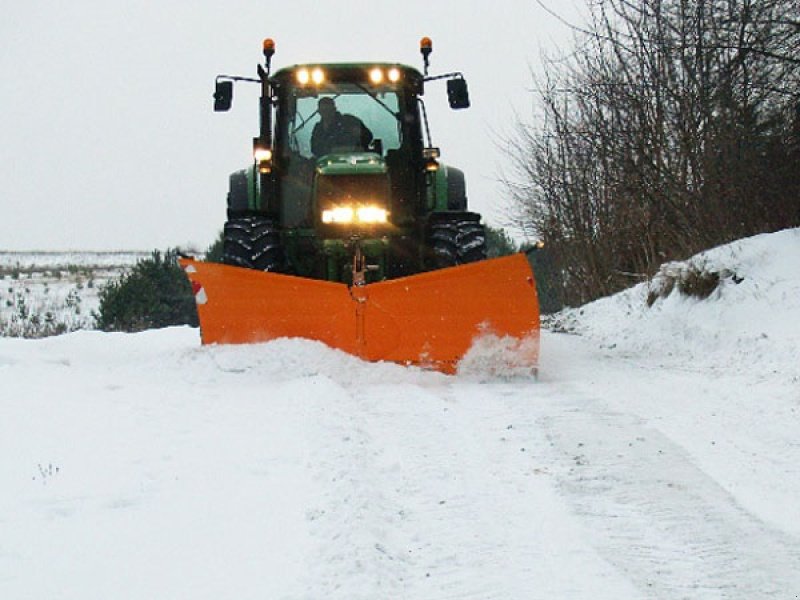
{"left": 352, "top": 84, "right": 400, "bottom": 121}
{"left": 291, "top": 94, "right": 343, "bottom": 136}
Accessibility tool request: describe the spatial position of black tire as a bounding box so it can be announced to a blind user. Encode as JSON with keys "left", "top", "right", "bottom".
{"left": 429, "top": 220, "right": 460, "bottom": 269}
{"left": 223, "top": 215, "right": 287, "bottom": 272}
{"left": 455, "top": 219, "right": 487, "bottom": 263}
{"left": 427, "top": 215, "right": 487, "bottom": 269}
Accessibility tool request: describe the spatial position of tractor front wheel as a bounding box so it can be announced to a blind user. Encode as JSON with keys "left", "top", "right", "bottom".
{"left": 223, "top": 215, "right": 287, "bottom": 272}
{"left": 428, "top": 214, "right": 487, "bottom": 270}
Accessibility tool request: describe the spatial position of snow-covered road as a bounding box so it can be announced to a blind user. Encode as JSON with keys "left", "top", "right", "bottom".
{"left": 2, "top": 326, "right": 798, "bottom": 599}
{"left": 2, "top": 229, "right": 799, "bottom": 598}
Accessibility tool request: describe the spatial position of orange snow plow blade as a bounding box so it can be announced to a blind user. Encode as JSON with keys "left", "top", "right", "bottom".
{"left": 179, "top": 253, "right": 540, "bottom": 374}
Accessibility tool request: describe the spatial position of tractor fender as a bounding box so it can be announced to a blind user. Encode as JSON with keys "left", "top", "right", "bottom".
{"left": 428, "top": 164, "right": 468, "bottom": 212}
{"left": 227, "top": 169, "right": 251, "bottom": 213}
{"left": 446, "top": 166, "right": 468, "bottom": 211}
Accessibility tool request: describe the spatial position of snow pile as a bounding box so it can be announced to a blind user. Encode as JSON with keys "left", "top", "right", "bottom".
{"left": 457, "top": 332, "right": 540, "bottom": 380}
{"left": 549, "top": 227, "right": 800, "bottom": 379}
{"left": 185, "top": 336, "right": 449, "bottom": 389}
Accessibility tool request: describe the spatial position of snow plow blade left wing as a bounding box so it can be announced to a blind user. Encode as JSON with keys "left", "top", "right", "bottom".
{"left": 179, "top": 253, "right": 540, "bottom": 374}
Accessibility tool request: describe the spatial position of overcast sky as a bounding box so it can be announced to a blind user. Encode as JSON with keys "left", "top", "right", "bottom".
{"left": 1, "top": 1, "right": 579, "bottom": 251}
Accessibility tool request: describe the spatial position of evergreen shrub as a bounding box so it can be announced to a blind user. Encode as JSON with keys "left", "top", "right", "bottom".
{"left": 96, "top": 249, "right": 198, "bottom": 332}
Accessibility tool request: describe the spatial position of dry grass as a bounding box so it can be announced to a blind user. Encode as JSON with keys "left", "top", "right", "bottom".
{"left": 647, "top": 260, "right": 742, "bottom": 307}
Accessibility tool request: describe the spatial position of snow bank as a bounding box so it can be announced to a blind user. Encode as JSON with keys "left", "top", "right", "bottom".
{"left": 549, "top": 227, "right": 800, "bottom": 379}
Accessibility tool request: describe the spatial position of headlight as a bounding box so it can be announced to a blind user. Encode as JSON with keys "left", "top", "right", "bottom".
{"left": 356, "top": 206, "right": 388, "bottom": 224}
{"left": 253, "top": 141, "right": 273, "bottom": 173}
{"left": 253, "top": 147, "right": 272, "bottom": 162}
{"left": 296, "top": 68, "right": 310, "bottom": 85}
{"left": 311, "top": 67, "right": 325, "bottom": 84}
{"left": 387, "top": 68, "right": 401, "bottom": 83}
{"left": 322, "top": 205, "right": 389, "bottom": 225}
{"left": 322, "top": 207, "right": 355, "bottom": 224}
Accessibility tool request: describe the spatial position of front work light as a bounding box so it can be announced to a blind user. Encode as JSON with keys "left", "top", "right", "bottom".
{"left": 369, "top": 68, "right": 384, "bottom": 84}
{"left": 369, "top": 67, "right": 400, "bottom": 84}
{"left": 297, "top": 67, "right": 325, "bottom": 85}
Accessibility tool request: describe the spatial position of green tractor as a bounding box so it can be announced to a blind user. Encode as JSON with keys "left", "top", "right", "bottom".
{"left": 213, "top": 37, "right": 485, "bottom": 284}
{"left": 182, "top": 38, "right": 540, "bottom": 374}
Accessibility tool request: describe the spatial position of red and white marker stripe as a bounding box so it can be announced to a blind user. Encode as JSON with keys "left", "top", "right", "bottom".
{"left": 182, "top": 264, "right": 207, "bottom": 305}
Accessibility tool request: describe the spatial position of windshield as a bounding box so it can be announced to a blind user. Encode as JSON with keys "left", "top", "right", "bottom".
{"left": 284, "top": 83, "right": 402, "bottom": 159}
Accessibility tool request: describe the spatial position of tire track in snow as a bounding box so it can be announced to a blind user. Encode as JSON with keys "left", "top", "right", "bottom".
{"left": 360, "top": 383, "right": 511, "bottom": 600}
{"left": 297, "top": 377, "right": 644, "bottom": 599}
{"left": 296, "top": 376, "right": 415, "bottom": 599}
{"left": 538, "top": 390, "right": 800, "bottom": 598}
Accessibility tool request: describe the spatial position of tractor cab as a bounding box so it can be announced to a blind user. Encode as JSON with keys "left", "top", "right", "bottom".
{"left": 271, "top": 63, "right": 428, "bottom": 232}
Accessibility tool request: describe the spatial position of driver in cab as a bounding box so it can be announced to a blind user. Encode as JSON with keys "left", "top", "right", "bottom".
{"left": 311, "top": 97, "right": 373, "bottom": 156}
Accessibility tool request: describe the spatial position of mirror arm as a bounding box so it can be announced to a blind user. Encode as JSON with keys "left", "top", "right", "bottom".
{"left": 423, "top": 72, "right": 465, "bottom": 83}
{"left": 216, "top": 74, "right": 260, "bottom": 84}
{"left": 418, "top": 98, "right": 433, "bottom": 147}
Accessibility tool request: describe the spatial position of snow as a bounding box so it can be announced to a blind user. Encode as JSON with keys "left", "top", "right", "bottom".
{"left": 0, "top": 251, "right": 149, "bottom": 270}
{"left": 0, "top": 252, "right": 150, "bottom": 336}
{"left": 2, "top": 229, "right": 799, "bottom": 598}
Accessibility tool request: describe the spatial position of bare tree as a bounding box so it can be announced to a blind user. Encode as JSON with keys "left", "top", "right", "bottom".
{"left": 511, "top": 0, "right": 800, "bottom": 306}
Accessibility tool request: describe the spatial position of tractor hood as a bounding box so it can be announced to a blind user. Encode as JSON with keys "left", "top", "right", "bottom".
{"left": 313, "top": 152, "right": 393, "bottom": 232}
{"left": 315, "top": 152, "right": 388, "bottom": 176}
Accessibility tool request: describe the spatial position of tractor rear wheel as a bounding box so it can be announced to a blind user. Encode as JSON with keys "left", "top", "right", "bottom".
{"left": 223, "top": 215, "right": 287, "bottom": 272}
{"left": 429, "top": 220, "right": 460, "bottom": 269}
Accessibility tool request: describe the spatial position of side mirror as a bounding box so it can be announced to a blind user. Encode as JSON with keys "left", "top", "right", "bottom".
{"left": 447, "top": 78, "right": 470, "bottom": 110}
{"left": 213, "top": 80, "right": 234, "bottom": 112}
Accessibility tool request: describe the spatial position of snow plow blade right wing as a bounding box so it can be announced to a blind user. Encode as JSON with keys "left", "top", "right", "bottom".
{"left": 354, "top": 253, "right": 540, "bottom": 373}
{"left": 180, "top": 253, "right": 540, "bottom": 374}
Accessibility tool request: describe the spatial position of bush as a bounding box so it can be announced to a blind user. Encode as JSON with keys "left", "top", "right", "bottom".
{"left": 96, "top": 249, "right": 198, "bottom": 332}
{"left": 485, "top": 226, "right": 518, "bottom": 258}
{"left": 205, "top": 230, "right": 225, "bottom": 263}
{"left": 524, "top": 243, "right": 564, "bottom": 314}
